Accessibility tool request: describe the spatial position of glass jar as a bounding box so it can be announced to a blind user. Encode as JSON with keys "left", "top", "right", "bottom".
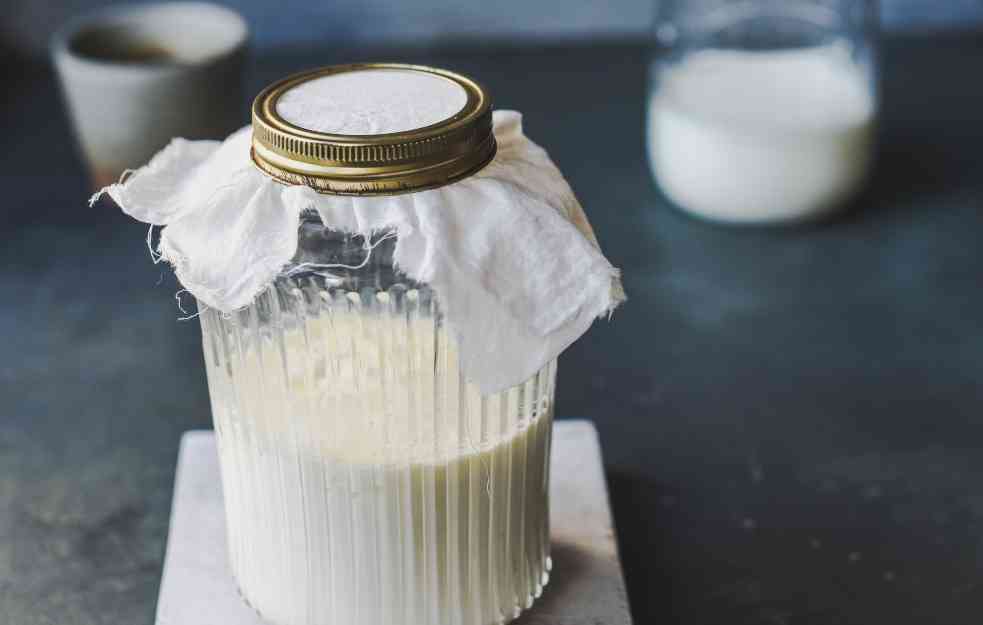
{"left": 647, "top": 0, "right": 879, "bottom": 224}
{"left": 200, "top": 220, "right": 557, "bottom": 625}
{"left": 198, "top": 66, "right": 557, "bottom": 625}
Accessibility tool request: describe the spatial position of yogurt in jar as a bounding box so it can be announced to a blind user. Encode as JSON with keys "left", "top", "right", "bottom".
{"left": 203, "top": 299, "right": 555, "bottom": 625}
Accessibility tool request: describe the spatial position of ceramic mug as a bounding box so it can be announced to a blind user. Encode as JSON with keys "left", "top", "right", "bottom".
{"left": 51, "top": 2, "right": 249, "bottom": 187}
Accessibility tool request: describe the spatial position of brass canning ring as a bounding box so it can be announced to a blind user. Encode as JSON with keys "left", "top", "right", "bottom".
{"left": 250, "top": 63, "right": 496, "bottom": 196}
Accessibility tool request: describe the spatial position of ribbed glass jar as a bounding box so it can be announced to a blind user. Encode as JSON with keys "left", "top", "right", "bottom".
{"left": 198, "top": 214, "right": 557, "bottom": 625}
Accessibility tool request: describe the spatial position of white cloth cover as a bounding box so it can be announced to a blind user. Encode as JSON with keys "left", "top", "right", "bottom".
{"left": 97, "top": 111, "right": 624, "bottom": 393}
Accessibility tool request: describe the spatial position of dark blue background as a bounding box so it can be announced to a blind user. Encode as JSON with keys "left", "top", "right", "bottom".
{"left": 3, "top": 0, "right": 983, "bottom": 58}
{"left": 3, "top": 3, "right": 983, "bottom": 625}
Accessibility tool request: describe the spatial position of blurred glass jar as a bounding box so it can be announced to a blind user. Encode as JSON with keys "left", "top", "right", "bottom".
{"left": 647, "top": 0, "right": 879, "bottom": 224}
{"left": 198, "top": 67, "right": 557, "bottom": 625}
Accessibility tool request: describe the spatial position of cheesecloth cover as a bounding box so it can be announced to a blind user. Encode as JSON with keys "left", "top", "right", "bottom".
{"left": 94, "top": 69, "right": 624, "bottom": 394}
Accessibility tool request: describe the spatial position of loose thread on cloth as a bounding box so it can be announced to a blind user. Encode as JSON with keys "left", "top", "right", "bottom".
{"left": 88, "top": 169, "right": 136, "bottom": 207}
{"left": 147, "top": 224, "right": 163, "bottom": 264}
{"left": 171, "top": 225, "right": 396, "bottom": 321}
{"left": 282, "top": 230, "right": 398, "bottom": 278}
{"left": 175, "top": 289, "right": 202, "bottom": 321}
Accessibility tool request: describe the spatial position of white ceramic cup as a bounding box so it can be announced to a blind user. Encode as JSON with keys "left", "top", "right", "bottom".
{"left": 51, "top": 2, "right": 248, "bottom": 187}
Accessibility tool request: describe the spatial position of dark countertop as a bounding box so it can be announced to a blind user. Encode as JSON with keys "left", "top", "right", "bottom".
{"left": 2, "top": 34, "right": 983, "bottom": 625}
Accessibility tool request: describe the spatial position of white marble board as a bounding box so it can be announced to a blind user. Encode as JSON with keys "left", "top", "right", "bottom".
{"left": 155, "top": 420, "right": 632, "bottom": 625}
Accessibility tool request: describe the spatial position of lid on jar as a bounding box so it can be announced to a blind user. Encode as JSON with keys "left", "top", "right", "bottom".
{"left": 251, "top": 63, "right": 496, "bottom": 195}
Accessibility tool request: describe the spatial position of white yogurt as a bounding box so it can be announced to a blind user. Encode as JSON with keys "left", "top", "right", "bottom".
{"left": 647, "top": 44, "right": 876, "bottom": 224}
{"left": 203, "top": 305, "right": 555, "bottom": 625}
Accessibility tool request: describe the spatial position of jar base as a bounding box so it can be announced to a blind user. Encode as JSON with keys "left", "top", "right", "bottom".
{"left": 234, "top": 553, "right": 554, "bottom": 625}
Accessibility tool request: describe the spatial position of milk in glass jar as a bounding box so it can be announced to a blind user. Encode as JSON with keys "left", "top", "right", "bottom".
{"left": 648, "top": 0, "right": 879, "bottom": 224}
{"left": 102, "top": 64, "right": 624, "bottom": 625}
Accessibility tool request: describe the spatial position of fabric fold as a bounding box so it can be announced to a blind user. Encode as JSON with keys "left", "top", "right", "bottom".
{"left": 101, "top": 110, "right": 625, "bottom": 393}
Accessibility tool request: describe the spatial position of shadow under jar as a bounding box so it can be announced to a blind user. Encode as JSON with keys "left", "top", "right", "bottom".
{"left": 198, "top": 65, "right": 557, "bottom": 625}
